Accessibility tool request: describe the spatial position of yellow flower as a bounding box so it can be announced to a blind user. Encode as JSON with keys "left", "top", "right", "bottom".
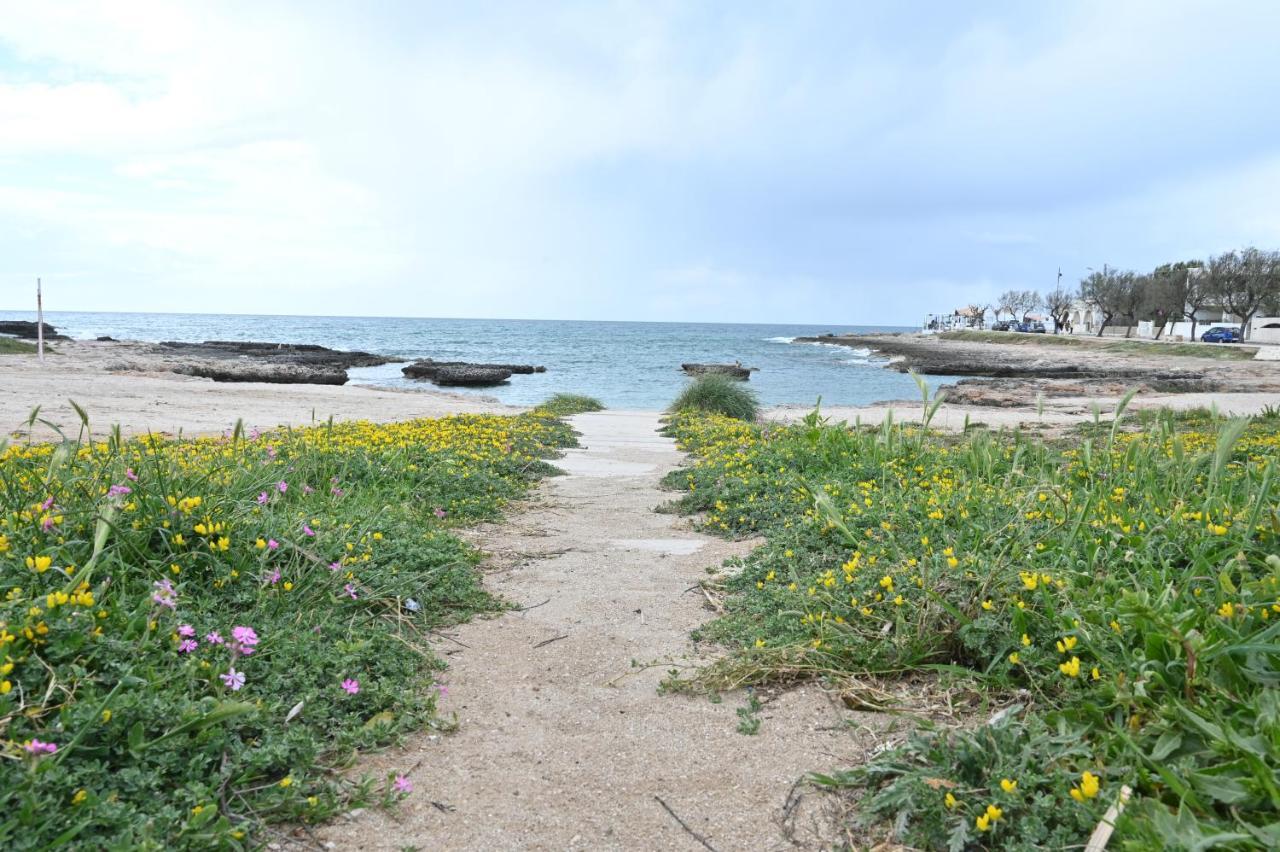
{"left": 25, "top": 555, "right": 53, "bottom": 573}
{"left": 1055, "top": 636, "right": 1078, "bottom": 653}
{"left": 279, "top": 776, "right": 293, "bottom": 788}
{"left": 72, "top": 789, "right": 88, "bottom": 806}
{"left": 1070, "top": 770, "right": 1102, "bottom": 801}
{"left": 1217, "top": 602, "right": 1235, "bottom": 618}
{"left": 1000, "top": 778, "right": 1017, "bottom": 793}
{"left": 1091, "top": 666, "right": 1101, "bottom": 680}
{"left": 1020, "top": 633, "right": 1031, "bottom": 647}
{"left": 102, "top": 709, "right": 112, "bottom": 723}
{"left": 754, "top": 638, "right": 766, "bottom": 648}
{"left": 0, "top": 680, "right": 10, "bottom": 695}
{"left": 1008, "top": 652, "right": 1020, "bottom": 664}
{"left": 975, "top": 813, "right": 991, "bottom": 832}
{"left": 986, "top": 804, "right": 1003, "bottom": 821}
{"left": 192, "top": 804, "right": 204, "bottom": 815}
{"left": 944, "top": 792, "right": 957, "bottom": 809}
{"left": 981, "top": 599, "right": 993, "bottom": 611}
{"left": 1059, "top": 656, "right": 1081, "bottom": 678}
{"left": 256, "top": 538, "right": 267, "bottom": 550}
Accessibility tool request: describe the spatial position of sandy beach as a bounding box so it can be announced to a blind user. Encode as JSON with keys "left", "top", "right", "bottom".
{"left": 0, "top": 339, "right": 518, "bottom": 441}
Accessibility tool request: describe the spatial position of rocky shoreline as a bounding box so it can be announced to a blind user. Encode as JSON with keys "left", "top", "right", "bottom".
{"left": 796, "top": 332, "right": 1280, "bottom": 405}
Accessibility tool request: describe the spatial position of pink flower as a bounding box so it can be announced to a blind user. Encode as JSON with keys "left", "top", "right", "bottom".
{"left": 341, "top": 678, "right": 360, "bottom": 695}
{"left": 266, "top": 569, "right": 281, "bottom": 586}
{"left": 151, "top": 578, "right": 177, "bottom": 609}
{"left": 107, "top": 484, "right": 132, "bottom": 498}
{"left": 433, "top": 507, "right": 447, "bottom": 519}
{"left": 303, "top": 485, "right": 315, "bottom": 495}
{"left": 178, "top": 638, "right": 198, "bottom": 653}
{"left": 393, "top": 775, "right": 413, "bottom": 794}
{"left": 231, "top": 626, "right": 259, "bottom": 647}
{"left": 266, "top": 446, "right": 277, "bottom": 459}
{"left": 328, "top": 561, "right": 341, "bottom": 571}
{"left": 205, "top": 630, "right": 224, "bottom": 645}
{"left": 344, "top": 583, "right": 358, "bottom": 600}
{"left": 41, "top": 516, "right": 57, "bottom": 531}
{"left": 330, "top": 486, "right": 344, "bottom": 497}
{"left": 41, "top": 496, "right": 55, "bottom": 511}
{"left": 302, "top": 525, "right": 315, "bottom": 537}
{"left": 267, "top": 539, "right": 279, "bottom": 551}
{"left": 177, "top": 624, "right": 196, "bottom": 637}
{"left": 220, "top": 667, "right": 245, "bottom": 691}
{"left": 277, "top": 480, "right": 288, "bottom": 494}
{"left": 256, "top": 492, "right": 269, "bottom": 505}
{"left": 125, "top": 468, "right": 138, "bottom": 481}
{"left": 24, "top": 739, "right": 57, "bottom": 755}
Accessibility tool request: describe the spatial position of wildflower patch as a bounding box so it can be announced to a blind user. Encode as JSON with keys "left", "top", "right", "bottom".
{"left": 0, "top": 412, "right": 574, "bottom": 849}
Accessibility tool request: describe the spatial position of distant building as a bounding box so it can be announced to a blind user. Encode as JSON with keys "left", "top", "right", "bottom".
{"left": 922, "top": 306, "right": 985, "bottom": 332}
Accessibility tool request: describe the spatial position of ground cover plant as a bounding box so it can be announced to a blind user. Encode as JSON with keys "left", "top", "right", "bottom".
{"left": 535, "top": 393, "right": 606, "bottom": 417}
{"left": 669, "top": 374, "right": 759, "bottom": 421}
{"left": 662, "top": 403, "right": 1280, "bottom": 849}
{"left": 0, "top": 409, "right": 574, "bottom": 849}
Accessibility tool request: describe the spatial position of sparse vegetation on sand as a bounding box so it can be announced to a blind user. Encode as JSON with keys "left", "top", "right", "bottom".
{"left": 662, "top": 399, "right": 1280, "bottom": 849}
{"left": 668, "top": 374, "right": 759, "bottom": 421}
{"left": 0, "top": 409, "right": 574, "bottom": 849}
{"left": 534, "top": 393, "right": 606, "bottom": 416}
{"left": 0, "top": 338, "right": 52, "bottom": 355}
{"left": 941, "top": 329, "right": 1258, "bottom": 360}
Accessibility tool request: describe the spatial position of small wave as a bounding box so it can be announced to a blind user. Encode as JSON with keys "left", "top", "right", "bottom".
{"left": 843, "top": 358, "right": 871, "bottom": 365}
{"left": 764, "top": 336, "right": 796, "bottom": 344}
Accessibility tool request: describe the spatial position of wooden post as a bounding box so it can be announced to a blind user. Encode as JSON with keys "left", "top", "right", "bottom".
{"left": 36, "top": 277, "right": 45, "bottom": 362}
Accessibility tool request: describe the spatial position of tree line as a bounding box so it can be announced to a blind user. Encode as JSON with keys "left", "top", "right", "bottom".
{"left": 962, "top": 248, "right": 1280, "bottom": 338}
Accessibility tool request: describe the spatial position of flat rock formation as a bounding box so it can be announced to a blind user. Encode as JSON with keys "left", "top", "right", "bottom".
{"left": 401, "top": 359, "right": 545, "bottom": 386}
{"left": 172, "top": 362, "right": 348, "bottom": 385}
{"left": 681, "top": 362, "right": 755, "bottom": 380}
{"left": 0, "top": 320, "right": 69, "bottom": 340}
{"left": 157, "top": 340, "right": 392, "bottom": 369}
{"left": 796, "top": 332, "right": 1280, "bottom": 396}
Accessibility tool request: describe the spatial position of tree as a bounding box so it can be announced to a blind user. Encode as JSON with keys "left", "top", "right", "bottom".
{"left": 1148, "top": 260, "right": 1202, "bottom": 339}
{"left": 996, "top": 291, "right": 1019, "bottom": 321}
{"left": 1016, "top": 289, "right": 1043, "bottom": 320}
{"left": 1182, "top": 265, "right": 1213, "bottom": 340}
{"left": 1117, "top": 274, "right": 1149, "bottom": 337}
{"left": 1209, "top": 248, "right": 1280, "bottom": 336}
{"left": 963, "top": 303, "right": 987, "bottom": 328}
{"left": 1080, "top": 267, "right": 1138, "bottom": 337}
{"left": 1044, "top": 287, "right": 1074, "bottom": 333}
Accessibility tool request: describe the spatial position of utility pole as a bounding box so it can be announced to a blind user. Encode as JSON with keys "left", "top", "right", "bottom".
{"left": 36, "top": 277, "right": 45, "bottom": 362}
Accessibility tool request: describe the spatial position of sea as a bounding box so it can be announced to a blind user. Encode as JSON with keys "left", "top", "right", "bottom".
{"left": 1, "top": 310, "right": 947, "bottom": 409}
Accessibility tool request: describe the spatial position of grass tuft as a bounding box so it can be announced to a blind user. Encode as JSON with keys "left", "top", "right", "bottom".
{"left": 668, "top": 374, "right": 759, "bottom": 421}
{"left": 534, "top": 393, "right": 606, "bottom": 417}
{"left": 0, "top": 337, "right": 55, "bottom": 355}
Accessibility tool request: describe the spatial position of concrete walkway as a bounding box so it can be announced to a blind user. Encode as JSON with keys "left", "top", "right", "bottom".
{"left": 317, "top": 411, "right": 853, "bottom": 850}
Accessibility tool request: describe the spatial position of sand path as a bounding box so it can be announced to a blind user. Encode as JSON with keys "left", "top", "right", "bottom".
{"left": 316, "top": 411, "right": 857, "bottom": 851}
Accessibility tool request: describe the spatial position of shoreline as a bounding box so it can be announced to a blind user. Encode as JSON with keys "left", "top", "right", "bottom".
{"left": 5, "top": 335, "right": 1280, "bottom": 441}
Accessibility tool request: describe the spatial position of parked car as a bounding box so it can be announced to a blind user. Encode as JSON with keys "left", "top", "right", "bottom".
{"left": 1201, "top": 326, "right": 1242, "bottom": 343}
{"left": 1028, "top": 321, "right": 1047, "bottom": 333}
{"left": 990, "top": 321, "right": 1011, "bottom": 331}
{"left": 1012, "top": 321, "right": 1033, "bottom": 333}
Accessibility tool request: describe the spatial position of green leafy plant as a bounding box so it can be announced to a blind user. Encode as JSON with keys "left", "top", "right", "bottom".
{"left": 535, "top": 393, "right": 606, "bottom": 417}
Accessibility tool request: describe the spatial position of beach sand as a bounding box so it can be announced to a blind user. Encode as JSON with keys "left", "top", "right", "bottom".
{"left": 0, "top": 340, "right": 517, "bottom": 441}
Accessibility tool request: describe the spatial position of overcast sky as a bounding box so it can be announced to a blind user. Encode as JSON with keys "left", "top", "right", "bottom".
{"left": 2, "top": 1, "right": 1279, "bottom": 324}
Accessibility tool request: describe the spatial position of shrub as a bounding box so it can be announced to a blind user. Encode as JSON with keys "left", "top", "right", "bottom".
{"left": 668, "top": 375, "right": 759, "bottom": 421}
{"left": 535, "top": 393, "right": 606, "bottom": 417}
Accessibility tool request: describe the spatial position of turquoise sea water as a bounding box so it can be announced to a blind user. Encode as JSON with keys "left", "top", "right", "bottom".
{"left": 1, "top": 310, "right": 951, "bottom": 409}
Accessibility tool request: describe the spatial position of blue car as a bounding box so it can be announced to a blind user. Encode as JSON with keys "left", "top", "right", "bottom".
{"left": 1201, "top": 327, "right": 1242, "bottom": 343}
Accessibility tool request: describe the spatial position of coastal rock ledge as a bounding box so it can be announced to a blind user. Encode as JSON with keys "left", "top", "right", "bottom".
{"left": 402, "top": 359, "right": 546, "bottom": 386}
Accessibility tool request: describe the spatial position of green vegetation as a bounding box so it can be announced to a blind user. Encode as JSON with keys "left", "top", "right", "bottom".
{"left": 941, "top": 329, "right": 1257, "bottom": 360}
{"left": 0, "top": 338, "right": 53, "bottom": 355}
{"left": 663, "top": 402, "right": 1280, "bottom": 849}
{"left": 668, "top": 374, "right": 759, "bottom": 421}
{"left": 0, "top": 411, "right": 575, "bottom": 849}
{"left": 534, "top": 393, "right": 606, "bottom": 416}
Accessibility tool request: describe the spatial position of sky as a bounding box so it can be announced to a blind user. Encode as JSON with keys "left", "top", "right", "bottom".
{"left": 2, "top": 1, "right": 1280, "bottom": 325}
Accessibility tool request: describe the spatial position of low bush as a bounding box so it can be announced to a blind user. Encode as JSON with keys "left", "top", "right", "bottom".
{"left": 0, "top": 412, "right": 574, "bottom": 849}
{"left": 534, "top": 393, "right": 606, "bottom": 417}
{"left": 668, "top": 374, "right": 759, "bottom": 421}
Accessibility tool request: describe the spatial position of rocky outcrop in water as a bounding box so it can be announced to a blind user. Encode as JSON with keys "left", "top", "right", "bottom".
{"left": 158, "top": 340, "right": 392, "bottom": 369}
{"left": 0, "top": 320, "right": 68, "bottom": 340}
{"left": 402, "top": 359, "right": 544, "bottom": 385}
{"left": 681, "top": 362, "right": 756, "bottom": 380}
